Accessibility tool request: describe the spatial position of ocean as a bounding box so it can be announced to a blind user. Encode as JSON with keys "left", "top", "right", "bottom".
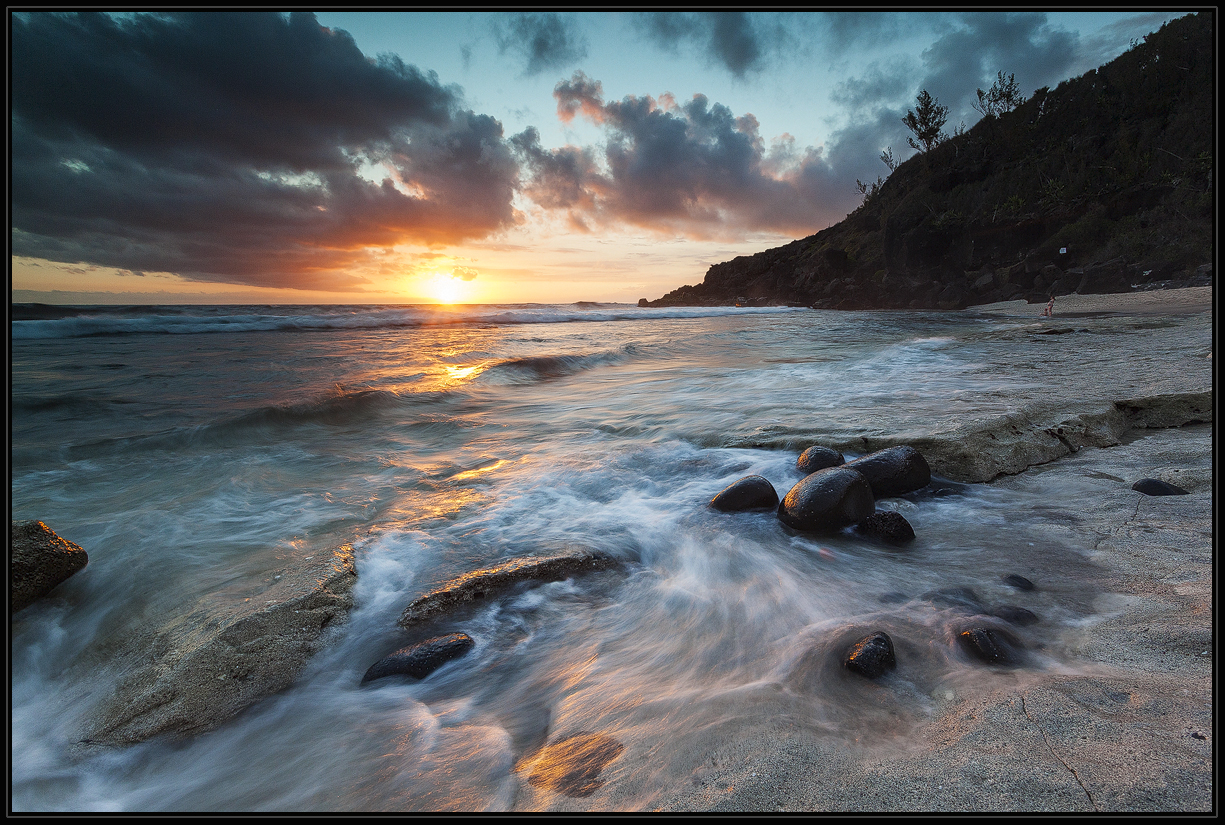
{"left": 9, "top": 301, "right": 1208, "bottom": 811}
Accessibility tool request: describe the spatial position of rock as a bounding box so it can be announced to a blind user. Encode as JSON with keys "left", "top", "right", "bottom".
{"left": 777, "top": 467, "right": 875, "bottom": 532}
{"left": 796, "top": 445, "right": 844, "bottom": 475}
{"left": 1132, "top": 478, "right": 1189, "bottom": 496}
{"left": 11, "top": 520, "right": 88, "bottom": 614}
{"left": 1002, "top": 574, "right": 1035, "bottom": 591}
{"left": 525, "top": 732, "right": 625, "bottom": 798}
{"left": 710, "top": 475, "right": 779, "bottom": 512}
{"left": 361, "top": 633, "right": 475, "bottom": 683}
{"left": 398, "top": 550, "right": 618, "bottom": 629}
{"left": 844, "top": 631, "right": 897, "bottom": 678}
{"left": 856, "top": 511, "right": 915, "bottom": 544}
{"left": 637, "top": 298, "right": 648, "bottom": 307}
{"left": 991, "top": 606, "right": 1040, "bottom": 626}
{"left": 81, "top": 545, "right": 357, "bottom": 747}
{"left": 844, "top": 446, "right": 931, "bottom": 498}
{"left": 956, "top": 626, "right": 1021, "bottom": 665}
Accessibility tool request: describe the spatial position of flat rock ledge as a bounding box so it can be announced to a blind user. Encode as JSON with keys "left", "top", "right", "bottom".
{"left": 79, "top": 545, "right": 357, "bottom": 748}
{"left": 398, "top": 550, "right": 619, "bottom": 629}
{"left": 869, "top": 391, "right": 1211, "bottom": 483}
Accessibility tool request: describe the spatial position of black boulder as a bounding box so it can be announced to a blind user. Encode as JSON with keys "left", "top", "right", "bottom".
{"left": 796, "top": 445, "right": 844, "bottom": 475}
{"left": 778, "top": 467, "right": 875, "bottom": 532}
{"left": 844, "top": 446, "right": 931, "bottom": 498}
{"left": 361, "top": 633, "right": 475, "bottom": 683}
{"left": 1132, "top": 478, "right": 1189, "bottom": 496}
{"left": 844, "top": 631, "right": 897, "bottom": 678}
{"left": 710, "top": 475, "right": 780, "bottom": 512}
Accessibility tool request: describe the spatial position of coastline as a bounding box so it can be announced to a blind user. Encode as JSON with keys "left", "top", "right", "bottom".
{"left": 519, "top": 290, "right": 1214, "bottom": 812}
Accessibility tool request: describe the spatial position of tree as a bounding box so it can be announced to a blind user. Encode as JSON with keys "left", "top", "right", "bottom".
{"left": 972, "top": 71, "right": 1025, "bottom": 118}
{"left": 880, "top": 147, "right": 898, "bottom": 173}
{"left": 902, "top": 90, "right": 948, "bottom": 154}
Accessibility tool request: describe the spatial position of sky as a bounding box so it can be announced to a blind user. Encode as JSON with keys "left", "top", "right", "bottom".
{"left": 9, "top": 10, "right": 1192, "bottom": 305}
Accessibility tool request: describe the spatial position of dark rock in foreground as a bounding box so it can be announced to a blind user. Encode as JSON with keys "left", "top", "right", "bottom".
{"left": 856, "top": 511, "right": 916, "bottom": 544}
{"left": 797, "top": 445, "right": 844, "bottom": 475}
{"left": 777, "top": 467, "right": 875, "bottom": 532}
{"left": 844, "top": 631, "right": 897, "bottom": 678}
{"left": 844, "top": 446, "right": 931, "bottom": 498}
{"left": 361, "top": 633, "right": 475, "bottom": 683}
{"left": 11, "top": 520, "right": 88, "bottom": 614}
{"left": 398, "top": 550, "right": 619, "bottom": 629}
{"left": 1132, "top": 478, "right": 1189, "bottom": 496}
{"left": 1003, "top": 574, "right": 1035, "bottom": 591}
{"left": 526, "top": 732, "right": 625, "bottom": 798}
{"left": 957, "top": 626, "right": 1021, "bottom": 665}
{"left": 710, "top": 475, "right": 779, "bottom": 512}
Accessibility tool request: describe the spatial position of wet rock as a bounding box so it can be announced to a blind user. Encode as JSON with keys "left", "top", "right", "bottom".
{"left": 777, "top": 467, "right": 875, "bottom": 532}
{"left": 856, "top": 511, "right": 915, "bottom": 544}
{"left": 81, "top": 545, "right": 357, "bottom": 747}
{"left": 710, "top": 475, "right": 779, "bottom": 512}
{"left": 398, "top": 550, "right": 618, "bottom": 629}
{"left": 991, "top": 605, "right": 1040, "bottom": 626}
{"left": 1132, "top": 478, "right": 1189, "bottom": 496}
{"left": 11, "top": 520, "right": 88, "bottom": 614}
{"left": 525, "top": 732, "right": 625, "bottom": 798}
{"left": 796, "top": 445, "right": 844, "bottom": 475}
{"left": 844, "top": 631, "right": 897, "bottom": 678}
{"left": 1002, "top": 574, "right": 1035, "bottom": 591}
{"left": 844, "top": 446, "right": 931, "bottom": 498}
{"left": 924, "top": 587, "right": 984, "bottom": 612}
{"left": 361, "top": 633, "right": 475, "bottom": 683}
{"left": 957, "top": 626, "right": 1021, "bottom": 665}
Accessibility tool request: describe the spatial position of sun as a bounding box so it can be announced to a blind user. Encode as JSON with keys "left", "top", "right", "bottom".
{"left": 427, "top": 273, "right": 466, "bottom": 304}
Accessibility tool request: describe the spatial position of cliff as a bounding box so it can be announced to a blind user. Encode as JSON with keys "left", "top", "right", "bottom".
{"left": 647, "top": 13, "right": 1213, "bottom": 310}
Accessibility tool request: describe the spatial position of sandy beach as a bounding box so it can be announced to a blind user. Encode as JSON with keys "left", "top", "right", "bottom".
{"left": 520, "top": 288, "right": 1214, "bottom": 812}
{"left": 971, "top": 286, "right": 1214, "bottom": 318}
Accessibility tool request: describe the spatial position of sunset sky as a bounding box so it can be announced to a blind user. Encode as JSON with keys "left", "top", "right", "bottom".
{"left": 10, "top": 11, "right": 1187, "bottom": 305}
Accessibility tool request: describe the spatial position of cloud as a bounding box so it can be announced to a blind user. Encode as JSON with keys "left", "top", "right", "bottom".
{"left": 634, "top": 12, "right": 795, "bottom": 79}
{"left": 450, "top": 266, "right": 479, "bottom": 281}
{"left": 513, "top": 73, "right": 855, "bottom": 239}
{"left": 10, "top": 12, "right": 522, "bottom": 291}
{"left": 492, "top": 12, "right": 588, "bottom": 77}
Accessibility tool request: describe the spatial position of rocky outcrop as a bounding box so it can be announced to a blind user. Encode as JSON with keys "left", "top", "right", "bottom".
{"left": 710, "top": 475, "right": 779, "bottom": 512}
{"left": 879, "top": 391, "right": 1211, "bottom": 483}
{"left": 646, "top": 14, "right": 1211, "bottom": 311}
{"left": 11, "top": 521, "right": 88, "bottom": 613}
{"left": 80, "top": 545, "right": 357, "bottom": 747}
{"left": 397, "top": 551, "right": 619, "bottom": 629}
{"left": 777, "top": 467, "right": 875, "bottom": 532}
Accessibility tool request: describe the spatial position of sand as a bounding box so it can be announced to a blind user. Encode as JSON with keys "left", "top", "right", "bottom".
{"left": 970, "top": 285, "right": 1213, "bottom": 318}
{"left": 516, "top": 288, "right": 1214, "bottom": 812}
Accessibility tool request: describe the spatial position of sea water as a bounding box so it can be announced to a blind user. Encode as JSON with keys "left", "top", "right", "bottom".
{"left": 9, "top": 302, "right": 1209, "bottom": 810}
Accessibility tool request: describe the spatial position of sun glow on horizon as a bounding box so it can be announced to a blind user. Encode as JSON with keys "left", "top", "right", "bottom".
{"left": 424, "top": 272, "right": 470, "bottom": 304}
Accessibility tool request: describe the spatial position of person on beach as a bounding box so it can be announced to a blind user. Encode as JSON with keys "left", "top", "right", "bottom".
{"left": 1041, "top": 296, "right": 1054, "bottom": 317}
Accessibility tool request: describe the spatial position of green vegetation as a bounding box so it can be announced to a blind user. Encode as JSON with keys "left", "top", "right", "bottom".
{"left": 902, "top": 90, "right": 949, "bottom": 154}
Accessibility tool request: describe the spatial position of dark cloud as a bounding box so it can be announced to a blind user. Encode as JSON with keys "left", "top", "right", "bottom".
{"left": 917, "top": 13, "right": 1079, "bottom": 126}
{"left": 492, "top": 12, "right": 588, "bottom": 77}
{"left": 513, "top": 73, "right": 853, "bottom": 239}
{"left": 635, "top": 12, "right": 793, "bottom": 79}
{"left": 11, "top": 12, "right": 522, "bottom": 291}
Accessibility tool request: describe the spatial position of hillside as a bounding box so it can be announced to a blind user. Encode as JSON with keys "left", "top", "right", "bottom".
{"left": 647, "top": 13, "right": 1213, "bottom": 310}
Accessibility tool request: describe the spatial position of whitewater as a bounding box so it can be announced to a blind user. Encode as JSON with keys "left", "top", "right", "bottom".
{"left": 10, "top": 301, "right": 1211, "bottom": 811}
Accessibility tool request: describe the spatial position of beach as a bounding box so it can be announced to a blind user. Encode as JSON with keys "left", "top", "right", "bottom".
{"left": 11, "top": 288, "right": 1212, "bottom": 812}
